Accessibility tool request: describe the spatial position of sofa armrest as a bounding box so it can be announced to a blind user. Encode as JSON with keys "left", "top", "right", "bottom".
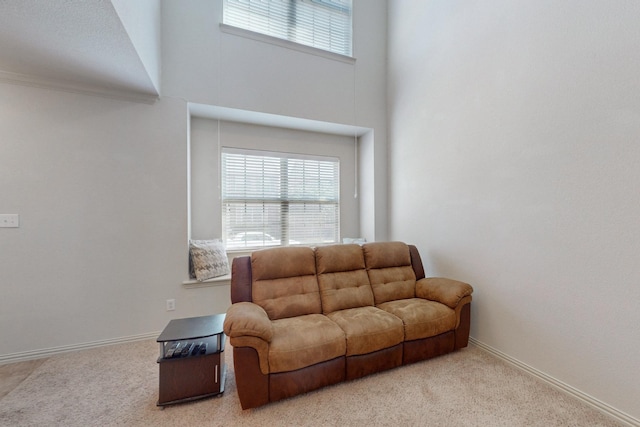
{"left": 223, "top": 302, "right": 273, "bottom": 342}
{"left": 416, "top": 277, "right": 473, "bottom": 309}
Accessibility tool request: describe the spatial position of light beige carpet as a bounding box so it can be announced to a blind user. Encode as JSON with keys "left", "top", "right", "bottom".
{"left": 0, "top": 358, "right": 46, "bottom": 399}
{"left": 0, "top": 339, "right": 626, "bottom": 426}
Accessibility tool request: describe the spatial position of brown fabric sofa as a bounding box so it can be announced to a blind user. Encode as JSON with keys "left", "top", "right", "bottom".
{"left": 223, "top": 241, "right": 473, "bottom": 409}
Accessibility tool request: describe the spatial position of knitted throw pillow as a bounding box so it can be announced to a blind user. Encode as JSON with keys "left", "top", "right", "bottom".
{"left": 189, "top": 240, "right": 230, "bottom": 281}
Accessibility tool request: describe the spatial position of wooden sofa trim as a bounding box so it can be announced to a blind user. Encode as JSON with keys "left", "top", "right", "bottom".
{"left": 403, "top": 331, "right": 455, "bottom": 365}
{"left": 232, "top": 346, "right": 269, "bottom": 410}
{"left": 270, "top": 356, "right": 345, "bottom": 402}
{"left": 231, "top": 256, "right": 252, "bottom": 304}
{"left": 346, "top": 343, "right": 403, "bottom": 380}
{"left": 408, "top": 244, "right": 426, "bottom": 280}
{"left": 454, "top": 302, "right": 472, "bottom": 349}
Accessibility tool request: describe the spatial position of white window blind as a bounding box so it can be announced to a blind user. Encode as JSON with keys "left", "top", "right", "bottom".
{"left": 222, "top": 148, "right": 340, "bottom": 250}
{"left": 223, "top": 0, "right": 353, "bottom": 57}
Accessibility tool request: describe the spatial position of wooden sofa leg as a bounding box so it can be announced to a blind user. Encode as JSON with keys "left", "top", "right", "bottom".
{"left": 454, "top": 303, "right": 471, "bottom": 349}
{"left": 233, "top": 346, "right": 269, "bottom": 409}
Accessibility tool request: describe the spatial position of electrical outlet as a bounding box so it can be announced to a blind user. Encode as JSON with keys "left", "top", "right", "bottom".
{"left": 0, "top": 214, "right": 19, "bottom": 228}
{"left": 166, "top": 299, "right": 175, "bottom": 311}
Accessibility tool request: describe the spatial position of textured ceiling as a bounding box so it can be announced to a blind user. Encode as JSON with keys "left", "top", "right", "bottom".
{"left": 0, "top": 0, "right": 158, "bottom": 100}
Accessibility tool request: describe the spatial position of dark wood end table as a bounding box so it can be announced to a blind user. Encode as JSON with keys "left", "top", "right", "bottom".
{"left": 156, "top": 313, "right": 226, "bottom": 406}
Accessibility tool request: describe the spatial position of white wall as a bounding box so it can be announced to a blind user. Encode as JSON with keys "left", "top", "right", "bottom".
{"left": 162, "top": 0, "right": 389, "bottom": 240}
{"left": 0, "top": 83, "right": 234, "bottom": 357}
{"left": 388, "top": 0, "right": 640, "bottom": 420}
{"left": 0, "top": 83, "right": 235, "bottom": 358}
{"left": 0, "top": 0, "right": 388, "bottom": 359}
{"left": 111, "top": 0, "right": 162, "bottom": 93}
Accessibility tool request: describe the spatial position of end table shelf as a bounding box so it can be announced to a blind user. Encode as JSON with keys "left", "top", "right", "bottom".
{"left": 156, "top": 314, "right": 226, "bottom": 406}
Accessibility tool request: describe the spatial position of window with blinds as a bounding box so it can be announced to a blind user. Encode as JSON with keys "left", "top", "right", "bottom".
{"left": 223, "top": 0, "right": 353, "bottom": 57}
{"left": 222, "top": 148, "right": 340, "bottom": 250}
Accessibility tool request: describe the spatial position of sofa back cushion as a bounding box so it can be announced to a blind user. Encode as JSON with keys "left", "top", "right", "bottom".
{"left": 316, "top": 244, "right": 374, "bottom": 314}
{"left": 251, "top": 246, "right": 321, "bottom": 320}
{"left": 363, "top": 241, "right": 416, "bottom": 304}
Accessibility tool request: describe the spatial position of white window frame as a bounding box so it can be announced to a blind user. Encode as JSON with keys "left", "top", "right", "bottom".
{"left": 222, "top": 0, "right": 353, "bottom": 59}
{"left": 222, "top": 147, "right": 340, "bottom": 250}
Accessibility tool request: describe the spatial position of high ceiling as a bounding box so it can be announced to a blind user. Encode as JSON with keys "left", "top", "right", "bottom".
{"left": 0, "top": 0, "right": 159, "bottom": 101}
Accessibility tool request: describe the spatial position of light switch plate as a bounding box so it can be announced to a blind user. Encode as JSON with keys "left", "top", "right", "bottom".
{"left": 0, "top": 214, "right": 19, "bottom": 228}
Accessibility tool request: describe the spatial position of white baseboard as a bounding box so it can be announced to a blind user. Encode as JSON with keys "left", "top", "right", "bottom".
{"left": 469, "top": 337, "right": 639, "bottom": 427}
{"left": 0, "top": 331, "right": 160, "bottom": 365}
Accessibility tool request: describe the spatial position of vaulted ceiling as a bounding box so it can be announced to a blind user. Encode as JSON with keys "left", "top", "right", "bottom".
{"left": 0, "top": 0, "right": 159, "bottom": 102}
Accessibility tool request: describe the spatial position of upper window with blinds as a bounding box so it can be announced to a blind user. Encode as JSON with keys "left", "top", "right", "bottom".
{"left": 223, "top": 0, "right": 353, "bottom": 57}
{"left": 222, "top": 148, "right": 340, "bottom": 250}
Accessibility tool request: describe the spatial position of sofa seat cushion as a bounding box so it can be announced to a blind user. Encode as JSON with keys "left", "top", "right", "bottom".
{"left": 327, "top": 306, "right": 404, "bottom": 356}
{"left": 269, "top": 314, "right": 346, "bottom": 374}
{"left": 377, "top": 298, "right": 456, "bottom": 341}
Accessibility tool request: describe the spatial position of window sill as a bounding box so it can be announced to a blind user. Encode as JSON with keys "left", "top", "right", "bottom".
{"left": 182, "top": 274, "right": 231, "bottom": 289}
{"left": 220, "top": 23, "right": 356, "bottom": 65}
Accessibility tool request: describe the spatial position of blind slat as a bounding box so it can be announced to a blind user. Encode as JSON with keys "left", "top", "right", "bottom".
{"left": 223, "top": 0, "right": 353, "bottom": 57}
{"left": 222, "top": 148, "right": 340, "bottom": 249}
